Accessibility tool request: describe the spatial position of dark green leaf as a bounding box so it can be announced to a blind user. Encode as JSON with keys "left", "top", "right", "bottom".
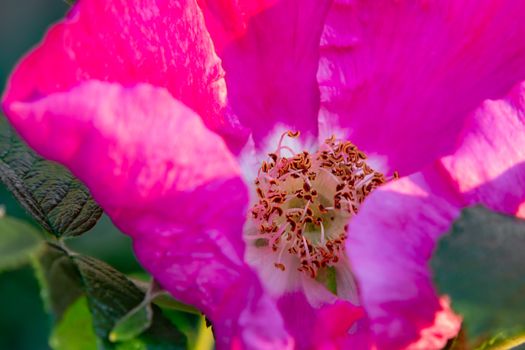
{"left": 431, "top": 206, "right": 525, "bottom": 346}
{"left": 161, "top": 310, "right": 201, "bottom": 350}
{"left": 49, "top": 296, "right": 98, "bottom": 350}
{"left": 34, "top": 243, "right": 187, "bottom": 348}
{"left": 0, "top": 215, "right": 43, "bottom": 271}
{"left": 73, "top": 255, "right": 186, "bottom": 348}
{"left": 0, "top": 116, "right": 102, "bottom": 237}
{"left": 73, "top": 255, "right": 144, "bottom": 338}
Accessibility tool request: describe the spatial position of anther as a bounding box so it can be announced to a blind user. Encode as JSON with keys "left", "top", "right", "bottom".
{"left": 249, "top": 132, "right": 393, "bottom": 278}
{"left": 274, "top": 263, "right": 286, "bottom": 271}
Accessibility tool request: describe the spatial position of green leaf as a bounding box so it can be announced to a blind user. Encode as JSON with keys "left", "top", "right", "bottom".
{"left": 74, "top": 255, "right": 146, "bottom": 338}
{"left": 0, "top": 215, "right": 43, "bottom": 271}
{"left": 73, "top": 255, "right": 187, "bottom": 348}
{"left": 431, "top": 206, "right": 525, "bottom": 347}
{"left": 161, "top": 310, "right": 200, "bottom": 350}
{"left": 50, "top": 296, "right": 98, "bottom": 350}
{"left": 34, "top": 243, "right": 187, "bottom": 348}
{"left": 110, "top": 304, "right": 153, "bottom": 342}
{"left": 0, "top": 116, "right": 102, "bottom": 237}
{"left": 152, "top": 295, "right": 200, "bottom": 315}
{"left": 73, "top": 256, "right": 186, "bottom": 348}
{"left": 115, "top": 339, "right": 148, "bottom": 350}
{"left": 32, "top": 243, "right": 84, "bottom": 319}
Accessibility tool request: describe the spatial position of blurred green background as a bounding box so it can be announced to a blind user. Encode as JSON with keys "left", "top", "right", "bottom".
{"left": 0, "top": 2, "right": 143, "bottom": 349}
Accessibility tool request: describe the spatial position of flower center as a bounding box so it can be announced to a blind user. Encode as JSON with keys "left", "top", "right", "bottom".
{"left": 247, "top": 131, "right": 396, "bottom": 279}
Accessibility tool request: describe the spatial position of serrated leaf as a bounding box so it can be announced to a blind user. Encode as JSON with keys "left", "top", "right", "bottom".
{"left": 110, "top": 303, "right": 153, "bottom": 342}
{"left": 0, "top": 215, "right": 43, "bottom": 271}
{"left": 35, "top": 243, "right": 187, "bottom": 348}
{"left": 73, "top": 255, "right": 149, "bottom": 339}
{"left": 0, "top": 116, "right": 102, "bottom": 237}
{"left": 431, "top": 206, "right": 525, "bottom": 346}
{"left": 73, "top": 255, "right": 186, "bottom": 348}
{"left": 50, "top": 296, "right": 98, "bottom": 350}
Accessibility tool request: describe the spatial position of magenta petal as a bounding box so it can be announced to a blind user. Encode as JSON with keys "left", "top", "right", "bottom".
{"left": 199, "top": 0, "right": 332, "bottom": 143}
{"left": 136, "top": 237, "right": 292, "bottom": 349}
{"left": 349, "top": 83, "right": 525, "bottom": 349}
{"left": 3, "top": 81, "right": 291, "bottom": 348}
{"left": 278, "top": 292, "right": 368, "bottom": 350}
{"left": 348, "top": 171, "right": 462, "bottom": 350}
{"left": 319, "top": 1, "right": 525, "bottom": 174}
{"left": 440, "top": 82, "right": 525, "bottom": 216}
{"left": 3, "top": 0, "right": 246, "bottom": 150}
{"left": 312, "top": 301, "right": 370, "bottom": 350}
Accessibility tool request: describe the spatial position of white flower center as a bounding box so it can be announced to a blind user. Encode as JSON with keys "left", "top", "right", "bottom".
{"left": 246, "top": 131, "right": 396, "bottom": 280}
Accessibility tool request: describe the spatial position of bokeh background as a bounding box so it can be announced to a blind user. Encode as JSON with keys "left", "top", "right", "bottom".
{"left": 0, "top": 1, "right": 143, "bottom": 348}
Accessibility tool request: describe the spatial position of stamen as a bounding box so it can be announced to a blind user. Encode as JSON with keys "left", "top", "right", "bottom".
{"left": 276, "top": 242, "right": 288, "bottom": 267}
{"left": 276, "top": 145, "right": 296, "bottom": 157}
{"left": 276, "top": 130, "right": 300, "bottom": 156}
{"left": 318, "top": 166, "right": 341, "bottom": 184}
{"left": 302, "top": 236, "right": 312, "bottom": 262}
{"left": 299, "top": 200, "right": 311, "bottom": 222}
{"left": 248, "top": 133, "right": 395, "bottom": 278}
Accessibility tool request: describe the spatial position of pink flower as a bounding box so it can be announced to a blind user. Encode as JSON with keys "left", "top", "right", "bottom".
{"left": 3, "top": 0, "right": 525, "bottom": 349}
